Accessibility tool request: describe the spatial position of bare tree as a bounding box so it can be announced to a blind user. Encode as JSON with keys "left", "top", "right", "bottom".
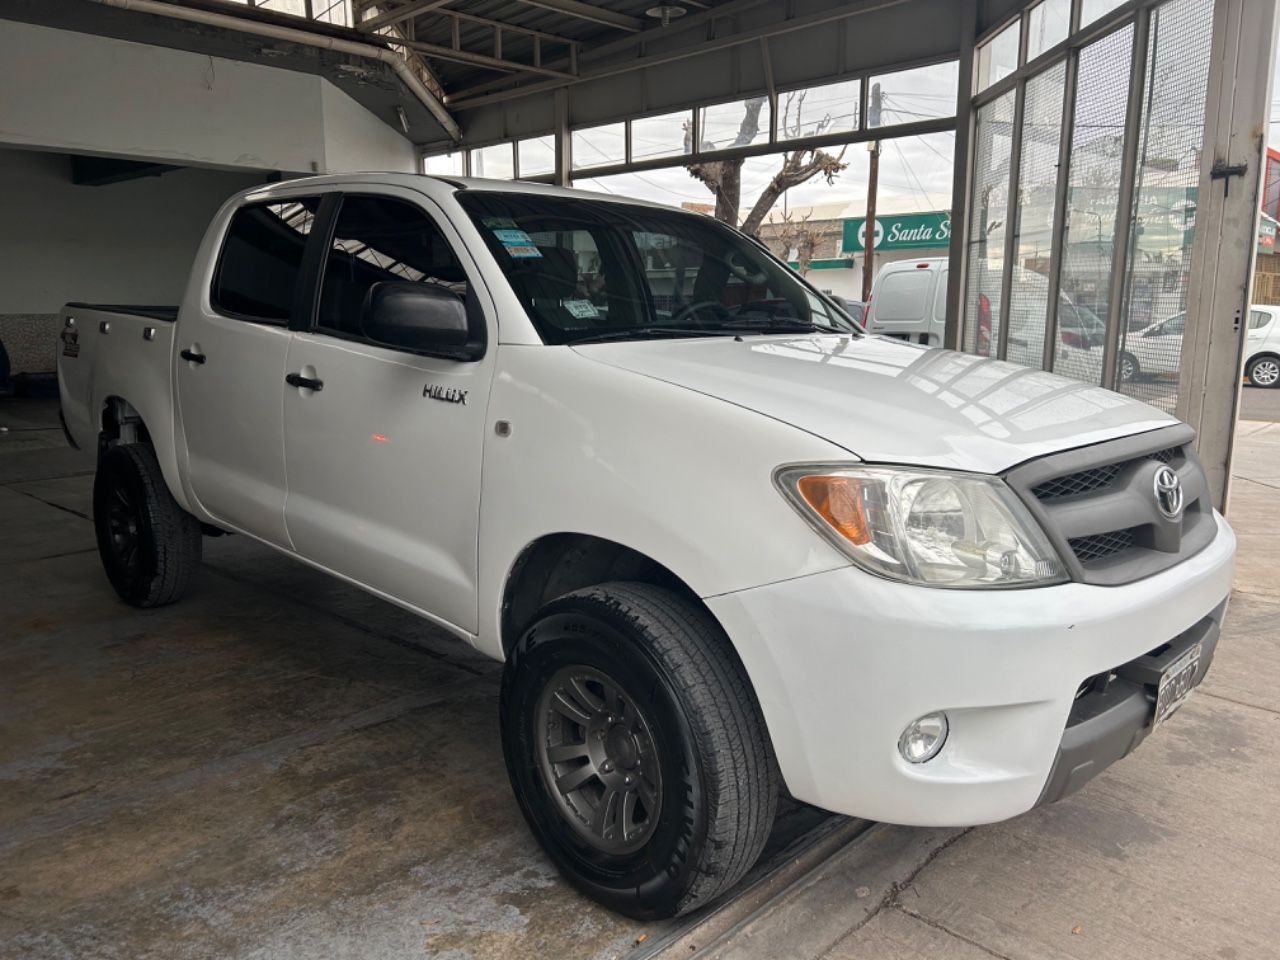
{"left": 686, "top": 92, "right": 849, "bottom": 236}
{"left": 771, "top": 209, "right": 824, "bottom": 275}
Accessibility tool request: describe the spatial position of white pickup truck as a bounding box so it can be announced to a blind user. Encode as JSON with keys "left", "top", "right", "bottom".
{"left": 58, "top": 173, "right": 1235, "bottom": 920}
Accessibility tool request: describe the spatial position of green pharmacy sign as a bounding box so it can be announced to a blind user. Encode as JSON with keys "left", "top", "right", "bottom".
{"left": 842, "top": 211, "right": 951, "bottom": 253}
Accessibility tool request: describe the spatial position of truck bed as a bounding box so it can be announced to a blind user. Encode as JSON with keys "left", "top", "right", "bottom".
{"left": 64, "top": 303, "right": 179, "bottom": 323}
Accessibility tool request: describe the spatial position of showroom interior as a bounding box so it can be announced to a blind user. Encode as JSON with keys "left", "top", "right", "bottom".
{"left": 2, "top": 0, "right": 1278, "bottom": 957}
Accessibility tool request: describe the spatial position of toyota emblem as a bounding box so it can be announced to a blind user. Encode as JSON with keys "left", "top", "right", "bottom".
{"left": 1153, "top": 466, "right": 1184, "bottom": 520}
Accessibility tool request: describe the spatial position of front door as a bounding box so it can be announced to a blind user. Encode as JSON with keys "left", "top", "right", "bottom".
{"left": 176, "top": 197, "right": 322, "bottom": 546}
{"left": 281, "top": 190, "right": 494, "bottom": 633}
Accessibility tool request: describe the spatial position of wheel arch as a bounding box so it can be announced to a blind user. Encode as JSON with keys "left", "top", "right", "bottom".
{"left": 95, "top": 394, "right": 193, "bottom": 515}
{"left": 500, "top": 533, "right": 703, "bottom": 656}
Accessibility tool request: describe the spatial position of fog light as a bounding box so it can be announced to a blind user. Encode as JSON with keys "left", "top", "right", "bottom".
{"left": 898, "top": 712, "right": 948, "bottom": 763}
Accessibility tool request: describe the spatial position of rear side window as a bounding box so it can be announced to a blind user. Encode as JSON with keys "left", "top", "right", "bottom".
{"left": 1249, "top": 309, "right": 1272, "bottom": 330}
{"left": 212, "top": 199, "right": 318, "bottom": 322}
{"left": 875, "top": 269, "right": 931, "bottom": 321}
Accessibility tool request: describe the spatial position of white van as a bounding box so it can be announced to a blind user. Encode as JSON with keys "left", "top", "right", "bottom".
{"left": 863, "top": 257, "right": 948, "bottom": 345}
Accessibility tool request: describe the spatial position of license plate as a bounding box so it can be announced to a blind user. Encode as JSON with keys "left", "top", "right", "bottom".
{"left": 1153, "top": 642, "right": 1202, "bottom": 727}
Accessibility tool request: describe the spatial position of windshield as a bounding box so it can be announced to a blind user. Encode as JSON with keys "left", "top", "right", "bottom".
{"left": 457, "top": 191, "right": 859, "bottom": 345}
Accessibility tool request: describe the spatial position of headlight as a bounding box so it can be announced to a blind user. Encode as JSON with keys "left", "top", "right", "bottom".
{"left": 774, "top": 464, "right": 1066, "bottom": 588}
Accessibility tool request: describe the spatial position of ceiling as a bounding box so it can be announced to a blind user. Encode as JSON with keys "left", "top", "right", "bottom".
{"left": 0, "top": 0, "right": 1012, "bottom": 150}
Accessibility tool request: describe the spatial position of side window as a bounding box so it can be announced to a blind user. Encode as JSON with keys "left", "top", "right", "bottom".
{"left": 212, "top": 199, "right": 318, "bottom": 322}
{"left": 1249, "top": 309, "right": 1272, "bottom": 330}
{"left": 317, "top": 195, "right": 469, "bottom": 339}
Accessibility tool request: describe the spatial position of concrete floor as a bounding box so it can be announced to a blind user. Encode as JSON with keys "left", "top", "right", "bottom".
{"left": 0, "top": 397, "right": 826, "bottom": 959}
{"left": 2, "top": 397, "right": 1278, "bottom": 960}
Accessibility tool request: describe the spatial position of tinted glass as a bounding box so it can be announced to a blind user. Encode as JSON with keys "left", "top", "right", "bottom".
{"left": 317, "top": 195, "right": 469, "bottom": 339}
{"left": 213, "top": 199, "right": 317, "bottom": 322}
{"left": 457, "top": 193, "right": 853, "bottom": 345}
{"left": 1249, "top": 309, "right": 1272, "bottom": 330}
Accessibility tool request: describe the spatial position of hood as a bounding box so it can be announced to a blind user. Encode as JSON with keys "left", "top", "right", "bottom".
{"left": 572, "top": 335, "right": 1178, "bottom": 473}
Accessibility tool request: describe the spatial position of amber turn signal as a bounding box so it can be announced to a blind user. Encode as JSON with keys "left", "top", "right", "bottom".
{"left": 795, "top": 475, "right": 872, "bottom": 546}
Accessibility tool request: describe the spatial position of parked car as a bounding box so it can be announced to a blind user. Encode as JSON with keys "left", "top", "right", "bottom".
{"left": 1245, "top": 305, "right": 1280, "bottom": 388}
{"left": 1120, "top": 312, "right": 1184, "bottom": 383}
{"left": 58, "top": 174, "right": 1235, "bottom": 920}
{"left": 829, "top": 295, "right": 866, "bottom": 324}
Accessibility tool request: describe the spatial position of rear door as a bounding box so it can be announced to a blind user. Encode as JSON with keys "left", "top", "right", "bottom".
{"left": 281, "top": 189, "right": 495, "bottom": 632}
{"left": 176, "top": 197, "right": 323, "bottom": 546}
{"left": 868, "top": 265, "right": 933, "bottom": 339}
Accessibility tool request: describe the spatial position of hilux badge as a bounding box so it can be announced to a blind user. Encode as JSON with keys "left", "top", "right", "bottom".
{"left": 424, "top": 384, "right": 468, "bottom": 405}
{"left": 1153, "top": 466, "right": 1183, "bottom": 519}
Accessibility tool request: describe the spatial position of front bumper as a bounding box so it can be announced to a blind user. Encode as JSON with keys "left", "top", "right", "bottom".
{"left": 705, "top": 511, "right": 1236, "bottom": 826}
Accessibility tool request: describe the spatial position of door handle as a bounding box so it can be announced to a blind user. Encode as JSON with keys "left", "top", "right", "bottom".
{"left": 286, "top": 372, "right": 324, "bottom": 392}
{"left": 180, "top": 348, "right": 206, "bottom": 365}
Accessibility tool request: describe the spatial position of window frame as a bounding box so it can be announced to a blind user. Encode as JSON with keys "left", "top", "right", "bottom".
{"left": 302, "top": 191, "right": 488, "bottom": 361}
{"left": 210, "top": 195, "right": 330, "bottom": 328}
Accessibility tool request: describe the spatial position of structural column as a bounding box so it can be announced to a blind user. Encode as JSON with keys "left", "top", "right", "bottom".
{"left": 1180, "top": 0, "right": 1278, "bottom": 509}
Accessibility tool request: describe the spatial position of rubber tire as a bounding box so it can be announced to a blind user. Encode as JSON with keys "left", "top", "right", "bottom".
{"left": 501, "top": 582, "right": 778, "bottom": 920}
{"left": 1246, "top": 354, "right": 1280, "bottom": 389}
{"left": 1119, "top": 351, "right": 1140, "bottom": 383}
{"left": 93, "top": 443, "right": 201, "bottom": 607}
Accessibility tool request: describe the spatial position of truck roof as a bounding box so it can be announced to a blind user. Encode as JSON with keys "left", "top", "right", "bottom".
{"left": 237, "top": 171, "right": 683, "bottom": 214}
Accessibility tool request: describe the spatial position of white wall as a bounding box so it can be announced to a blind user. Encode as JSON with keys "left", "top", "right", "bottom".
{"left": 0, "top": 20, "right": 415, "bottom": 175}
{"left": 320, "top": 82, "right": 417, "bottom": 174}
{"left": 0, "top": 149, "right": 262, "bottom": 374}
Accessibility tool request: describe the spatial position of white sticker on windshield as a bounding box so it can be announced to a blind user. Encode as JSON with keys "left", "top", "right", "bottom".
{"left": 491, "top": 227, "right": 542, "bottom": 258}
{"left": 493, "top": 228, "right": 534, "bottom": 246}
{"left": 563, "top": 299, "right": 600, "bottom": 319}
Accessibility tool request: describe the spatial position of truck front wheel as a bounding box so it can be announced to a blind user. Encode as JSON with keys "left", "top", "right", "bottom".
{"left": 500, "top": 582, "right": 777, "bottom": 919}
{"left": 93, "top": 443, "right": 201, "bottom": 607}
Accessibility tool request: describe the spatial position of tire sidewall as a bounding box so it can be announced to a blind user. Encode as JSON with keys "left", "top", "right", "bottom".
{"left": 93, "top": 446, "right": 161, "bottom": 605}
{"left": 1120, "top": 352, "right": 1138, "bottom": 382}
{"left": 501, "top": 601, "right": 709, "bottom": 920}
{"left": 1248, "top": 356, "right": 1280, "bottom": 388}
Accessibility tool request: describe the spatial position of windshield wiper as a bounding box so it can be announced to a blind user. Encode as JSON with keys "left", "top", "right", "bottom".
{"left": 569, "top": 326, "right": 740, "bottom": 345}
{"left": 713, "top": 317, "right": 846, "bottom": 335}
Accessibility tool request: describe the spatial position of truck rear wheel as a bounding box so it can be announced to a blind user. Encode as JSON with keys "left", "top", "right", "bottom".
{"left": 500, "top": 582, "right": 777, "bottom": 919}
{"left": 93, "top": 443, "right": 201, "bottom": 607}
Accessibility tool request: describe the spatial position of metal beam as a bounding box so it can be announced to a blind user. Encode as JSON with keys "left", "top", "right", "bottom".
{"left": 356, "top": 0, "right": 451, "bottom": 33}
{"left": 393, "top": 37, "right": 576, "bottom": 78}
{"left": 515, "top": 0, "right": 643, "bottom": 32}
{"left": 995, "top": 75, "right": 1026, "bottom": 362}
{"left": 1099, "top": 8, "right": 1150, "bottom": 390}
{"left": 447, "top": 0, "right": 913, "bottom": 110}
{"left": 1040, "top": 49, "right": 1079, "bottom": 372}
{"left": 550, "top": 115, "right": 954, "bottom": 182}
{"left": 1180, "top": 0, "right": 1278, "bottom": 508}
{"left": 443, "top": 0, "right": 773, "bottom": 104}
{"left": 943, "top": 0, "right": 976, "bottom": 352}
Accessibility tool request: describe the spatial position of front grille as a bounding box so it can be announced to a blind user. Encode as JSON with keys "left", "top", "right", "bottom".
{"left": 1004, "top": 425, "right": 1215, "bottom": 586}
{"left": 1031, "top": 447, "right": 1181, "bottom": 502}
{"left": 1068, "top": 528, "right": 1137, "bottom": 564}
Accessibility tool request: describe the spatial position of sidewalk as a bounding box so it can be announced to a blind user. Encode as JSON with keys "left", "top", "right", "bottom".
{"left": 682, "top": 421, "right": 1280, "bottom": 960}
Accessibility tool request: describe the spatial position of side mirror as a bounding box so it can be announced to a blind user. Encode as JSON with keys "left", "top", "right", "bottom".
{"left": 360, "top": 282, "right": 482, "bottom": 360}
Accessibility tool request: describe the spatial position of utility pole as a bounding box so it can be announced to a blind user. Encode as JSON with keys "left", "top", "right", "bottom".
{"left": 862, "top": 82, "right": 882, "bottom": 302}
